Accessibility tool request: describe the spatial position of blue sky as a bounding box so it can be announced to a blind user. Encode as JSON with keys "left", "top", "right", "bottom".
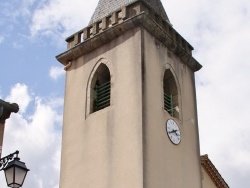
{"left": 1, "top": 0, "right": 250, "bottom": 187}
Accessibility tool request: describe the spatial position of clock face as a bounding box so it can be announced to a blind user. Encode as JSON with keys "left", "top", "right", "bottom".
{"left": 166, "top": 119, "right": 181, "bottom": 145}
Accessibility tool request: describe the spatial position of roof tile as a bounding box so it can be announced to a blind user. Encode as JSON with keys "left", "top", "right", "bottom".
{"left": 89, "top": 0, "right": 169, "bottom": 24}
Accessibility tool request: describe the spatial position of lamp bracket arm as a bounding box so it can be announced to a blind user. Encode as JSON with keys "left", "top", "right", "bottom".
{"left": 0, "top": 150, "right": 19, "bottom": 171}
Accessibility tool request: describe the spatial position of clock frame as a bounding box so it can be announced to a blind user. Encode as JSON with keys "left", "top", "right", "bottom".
{"left": 166, "top": 119, "right": 181, "bottom": 145}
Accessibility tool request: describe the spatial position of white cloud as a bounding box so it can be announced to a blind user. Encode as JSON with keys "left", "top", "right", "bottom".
{"left": 0, "top": 84, "right": 63, "bottom": 188}
{"left": 12, "top": 41, "right": 24, "bottom": 49}
{"left": 29, "top": 0, "right": 249, "bottom": 187}
{"left": 0, "top": 0, "right": 249, "bottom": 187}
{"left": 29, "top": 0, "right": 98, "bottom": 40}
{"left": 26, "top": 0, "right": 250, "bottom": 187}
{"left": 49, "top": 66, "right": 65, "bottom": 80}
{"left": 0, "top": 0, "right": 35, "bottom": 23}
{"left": 163, "top": 0, "right": 250, "bottom": 187}
{"left": 0, "top": 35, "right": 4, "bottom": 44}
{"left": 5, "top": 83, "right": 32, "bottom": 114}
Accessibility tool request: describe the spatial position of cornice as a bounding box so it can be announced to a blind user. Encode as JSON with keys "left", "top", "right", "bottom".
{"left": 56, "top": 1, "right": 202, "bottom": 72}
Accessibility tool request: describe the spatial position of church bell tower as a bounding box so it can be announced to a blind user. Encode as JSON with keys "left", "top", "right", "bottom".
{"left": 56, "top": 0, "right": 202, "bottom": 187}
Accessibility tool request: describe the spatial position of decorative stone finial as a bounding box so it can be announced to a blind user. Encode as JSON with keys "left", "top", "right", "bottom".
{"left": 0, "top": 99, "right": 19, "bottom": 124}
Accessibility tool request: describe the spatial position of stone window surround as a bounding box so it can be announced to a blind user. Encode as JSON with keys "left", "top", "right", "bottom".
{"left": 85, "top": 58, "right": 113, "bottom": 118}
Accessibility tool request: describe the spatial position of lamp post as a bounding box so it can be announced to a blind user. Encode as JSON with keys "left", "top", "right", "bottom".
{"left": 0, "top": 150, "right": 29, "bottom": 188}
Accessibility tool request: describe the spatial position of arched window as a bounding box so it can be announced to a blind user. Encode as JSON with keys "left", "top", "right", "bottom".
{"left": 163, "top": 69, "right": 179, "bottom": 118}
{"left": 90, "top": 63, "right": 111, "bottom": 113}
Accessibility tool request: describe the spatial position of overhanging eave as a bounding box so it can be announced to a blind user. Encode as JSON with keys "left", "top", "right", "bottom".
{"left": 56, "top": 13, "right": 202, "bottom": 72}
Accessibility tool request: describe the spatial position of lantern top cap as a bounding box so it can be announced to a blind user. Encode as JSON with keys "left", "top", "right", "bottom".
{"left": 4, "top": 158, "right": 29, "bottom": 172}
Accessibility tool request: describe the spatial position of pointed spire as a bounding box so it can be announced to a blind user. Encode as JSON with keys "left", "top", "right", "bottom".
{"left": 89, "top": 0, "right": 169, "bottom": 24}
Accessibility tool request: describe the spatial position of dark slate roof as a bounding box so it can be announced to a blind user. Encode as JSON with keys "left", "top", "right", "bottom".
{"left": 89, "top": 0, "right": 169, "bottom": 24}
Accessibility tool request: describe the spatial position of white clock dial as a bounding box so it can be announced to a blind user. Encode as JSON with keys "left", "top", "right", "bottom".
{"left": 166, "top": 119, "right": 181, "bottom": 145}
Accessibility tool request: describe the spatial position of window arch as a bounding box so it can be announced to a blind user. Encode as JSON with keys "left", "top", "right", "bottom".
{"left": 90, "top": 63, "right": 111, "bottom": 113}
{"left": 163, "top": 69, "right": 179, "bottom": 118}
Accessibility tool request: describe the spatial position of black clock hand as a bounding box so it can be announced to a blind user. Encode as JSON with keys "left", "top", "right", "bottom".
{"left": 169, "top": 129, "right": 179, "bottom": 136}
{"left": 168, "top": 130, "right": 176, "bottom": 134}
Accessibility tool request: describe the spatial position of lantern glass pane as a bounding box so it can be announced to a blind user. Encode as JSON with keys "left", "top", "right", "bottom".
{"left": 14, "top": 167, "right": 27, "bottom": 186}
{"left": 4, "top": 167, "right": 14, "bottom": 185}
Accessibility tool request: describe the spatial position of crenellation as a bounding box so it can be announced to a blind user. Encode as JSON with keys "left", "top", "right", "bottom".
{"left": 133, "top": 2, "right": 143, "bottom": 15}
{"left": 97, "top": 21, "right": 102, "bottom": 32}
{"left": 89, "top": 0, "right": 169, "bottom": 24}
{"left": 182, "top": 39, "right": 187, "bottom": 51}
{"left": 83, "top": 28, "right": 88, "bottom": 40}
{"left": 168, "top": 27, "right": 175, "bottom": 41}
{"left": 60, "top": 12, "right": 201, "bottom": 71}
{"left": 66, "top": 37, "right": 74, "bottom": 49}
{"left": 107, "top": 16, "right": 112, "bottom": 27}
{"left": 67, "top": 2, "right": 172, "bottom": 50}
{"left": 162, "top": 20, "right": 169, "bottom": 33}
{"left": 182, "top": 39, "right": 192, "bottom": 55}
{"left": 75, "top": 32, "right": 82, "bottom": 45}
{"left": 148, "top": 8, "right": 155, "bottom": 21}
{"left": 92, "top": 23, "right": 98, "bottom": 35}
{"left": 188, "top": 43, "right": 194, "bottom": 54}
{"left": 121, "top": 6, "right": 128, "bottom": 20}
{"left": 154, "top": 13, "right": 162, "bottom": 27}
{"left": 177, "top": 35, "right": 182, "bottom": 47}
{"left": 102, "top": 17, "right": 108, "bottom": 30}
{"left": 111, "top": 12, "right": 118, "bottom": 25}
{"left": 140, "top": 4, "right": 149, "bottom": 17}
{"left": 129, "top": 3, "right": 140, "bottom": 17}
{"left": 118, "top": 11, "right": 123, "bottom": 23}
{"left": 62, "top": 1, "right": 200, "bottom": 72}
{"left": 89, "top": 27, "right": 93, "bottom": 37}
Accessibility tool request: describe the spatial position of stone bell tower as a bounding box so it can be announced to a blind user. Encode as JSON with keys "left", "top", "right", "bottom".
{"left": 56, "top": 0, "right": 202, "bottom": 188}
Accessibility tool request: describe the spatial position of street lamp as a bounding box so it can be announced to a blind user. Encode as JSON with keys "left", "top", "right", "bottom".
{"left": 0, "top": 151, "right": 29, "bottom": 187}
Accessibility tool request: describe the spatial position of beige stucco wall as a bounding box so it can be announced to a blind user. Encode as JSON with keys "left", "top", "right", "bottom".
{"left": 142, "top": 29, "right": 202, "bottom": 188}
{"left": 201, "top": 166, "right": 217, "bottom": 188}
{"left": 60, "top": 27, "right": 202, "bottom": 188}
{"left": 60, "top": 27, "right": 144, "bottom": 188}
